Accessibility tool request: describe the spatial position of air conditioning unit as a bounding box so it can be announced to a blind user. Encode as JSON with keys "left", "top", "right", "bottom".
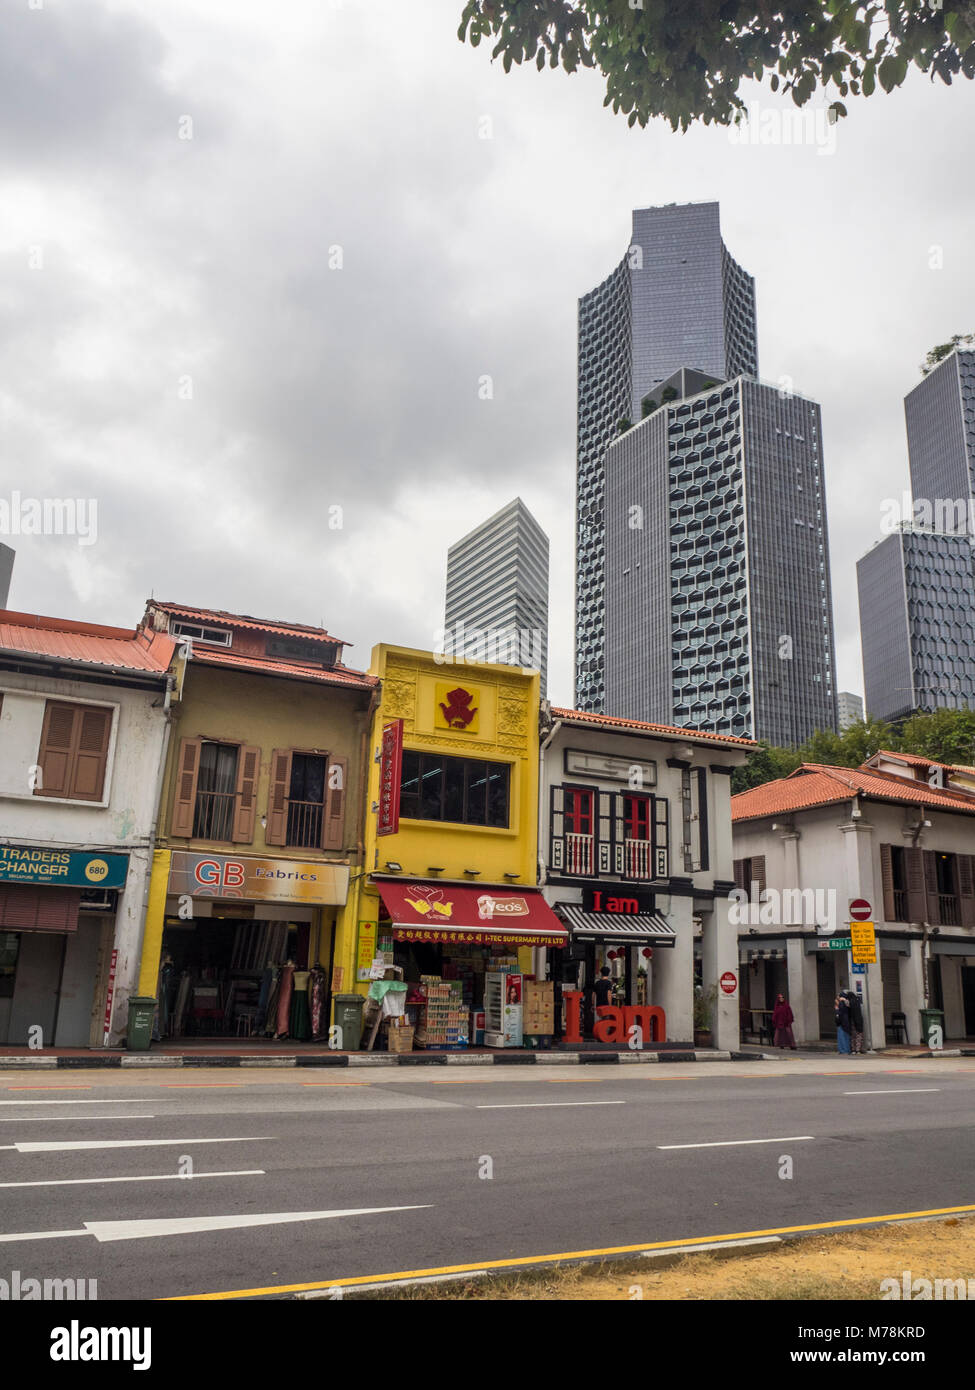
{"left": 79, "top": 888, "right": 118, "bottom": 912}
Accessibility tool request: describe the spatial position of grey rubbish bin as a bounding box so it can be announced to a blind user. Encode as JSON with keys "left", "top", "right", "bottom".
{"left": 919, "top": 1007, "right": 945, "bottom": 1049}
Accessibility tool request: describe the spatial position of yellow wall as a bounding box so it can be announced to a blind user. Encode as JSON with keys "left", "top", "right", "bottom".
{"left": 334, "top": 646, "right": 540, "bottom": 1000}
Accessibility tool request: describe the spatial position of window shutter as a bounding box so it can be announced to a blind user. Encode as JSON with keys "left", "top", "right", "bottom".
{"left": 265, "top": 750, "right": 292, "bottom": 847}
{"left": 613, "top": 792, "right": 625, "bottom": 875}
{"left": 959, "top": 855, "right": 975, "bottom": 929}
{"left": 653, "top": 798, "right": 669, "bottom": 879}
{"left": 597, "top": 792, "right": 613, "bottom": 874}
{"left": 70, "top": 706, "right": 113, "bottom": 801}
{"left": 733, "top": 858, "right": 746, "bottom": 892}
{"left": 923, "top": 850, "right": 940, "bottom": 925}
{"left": 905, "top": 847, "right": 927, "bottom": 922}
{"left": 879, "top": 844, "right": 896, "bottom": 921}
{"left": 323, "top": 756, "right": 348, "bottom": 851}
{"left": 171, "top": 738, "right": 203, "bottom": 837}
{"left": 232, "top": 745, "right": 261, "bottom": 843}
{"left": 695, "top": 768, "right": 709, "bottom": 872}
{"left": 750, "top": 854, "right": 766, "bottom": 902}
{"left": 35, "top": 702, "right": 78, "bottom": 798}
{"left": 550, "top": 785, "right": 564, "bottom": 871}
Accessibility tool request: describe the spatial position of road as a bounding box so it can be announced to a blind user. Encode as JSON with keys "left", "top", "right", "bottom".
{"left": 0, "top": 1057, "right": 972, "bottom": 1300}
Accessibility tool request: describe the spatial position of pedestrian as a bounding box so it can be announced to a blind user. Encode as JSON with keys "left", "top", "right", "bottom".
{"left": 845, "top": 989, "right": 865, "bottom": 1054}
{"left": 772, "top": 993, "right": 797, "bottom": 1050}
{"left": 835, "top": 994, "right": 852, "bottom": 1054}
{"left": 593, "top": 966, "right": 614, "bottom": 1009}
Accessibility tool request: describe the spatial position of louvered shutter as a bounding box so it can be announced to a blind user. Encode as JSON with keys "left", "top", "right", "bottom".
{"left": 905, "top": 847, "right": 927, "bottom": 922}
{"left": 70, "top": 706, "right": 113, "bottom": 800}
{"left": 654, "top": 798, "right": 669, "bottom": 879}
{"left": 550, "top": 786, "right": 565, "bottom": 871}
{"left": 923, "top": 850, "right": 940, "bottom": 925}
{"left": 265, "top": 750, "right": 292, "bottom": 847}
{"left": 750, "top": 854, "right": 766, "bottom": 903}
{"left": 879, "top": 844, "right": 896, "bottom": 921}
{"left": 597, "top": 791, "right": 613, "bottom": 874}
{"left": 171, "top": 738, "right": 202, "bottom": 837}
{"left": 323, "top": 756, "right": 348, "bottom": 851}
{"left": 35, "top": 702, "right": 77, "bottom": 798}
{"left": 733, "top": 858, "right": 746, "bottom": 892}
{"left": 613, "top": 792, "right": 625, "bottom": 875}
{"left": 232, "top": 745, "right": 261, "bottom": 843}
{"left": 958, "top": 854, "right": 975, "bottom": 928}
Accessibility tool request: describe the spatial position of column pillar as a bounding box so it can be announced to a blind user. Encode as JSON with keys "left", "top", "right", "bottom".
{"left": 655, "top": 894, "right": 694, "bottom": 1043}
{"left": 701, "top": 895, "right": 740, "bottom": 1051}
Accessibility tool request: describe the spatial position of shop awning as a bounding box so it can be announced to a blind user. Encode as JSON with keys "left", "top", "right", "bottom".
{"left": 373, "top": 878, "right": 568, "bottom": 948}
{"left": 556, "top": 903, "right": 676, "bottom": 946}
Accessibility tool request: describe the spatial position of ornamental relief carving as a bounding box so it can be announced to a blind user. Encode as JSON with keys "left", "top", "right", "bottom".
{"left": 382, "top": 681, "right": 416, "bottom": 717}
{"left": 497, "top": 701, "right": 527, "bottom": 734}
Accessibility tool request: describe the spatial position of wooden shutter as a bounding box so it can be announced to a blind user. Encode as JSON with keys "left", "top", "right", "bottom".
{"left": 323, "top": 755, "right": 348, "bottom": 851}
{"left": 879, "top": 843, "right": 896, "bottom": 921}
{"left": 550, "top": 785, "right": 565, "bottom": 871}
{"left": 597, "top": 792, "right": 613, "bottom": 874}
{"left": 733, "top": 858, "right": 746, "bottom": 892}
{"left": 695, "top": 768, "right": 709, "bottom": 872}
{"left": 653, "top": 798, "right": 669, "bottom": 879}
{"left": 265, "top": 749, "right": 292, "bottom": 847}
{"left": 750, "top": 854, "right": 766, "bottom": 903}
{"left": 905, "top": 847, "right": 927, "bottom": 922}
{"left": 232, "top": 745, "right": 261, "bottom": 843}
{"left": 923, "top": 850, "right": 940, "bottom": 925}
{"left": 171, "top": 738, "right": 202, "bottom": 837}
{"left": 613, "top": 793, "right": 626, "bottom": 875}
{"left": 35, "top": 702, "right": 78, "bottom": 797}
{"left": 958, "top": 854, "right": 975, "bottom": 928}
{"left": 70, "top": 706, "right": 112, "bottom": 800}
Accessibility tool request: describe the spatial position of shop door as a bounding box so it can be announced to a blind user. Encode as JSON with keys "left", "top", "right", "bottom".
{"left": 817, "top": 955, "right": 836, "bottom": 1038}
{"left": 6, "top": 932, "right": 65, "bottom": 1046}
{"left": 881, "top": 953, "right": 902, "bottom": 1019}
{"left": 962, "top": 967, "right": 975, "bottom": 1038}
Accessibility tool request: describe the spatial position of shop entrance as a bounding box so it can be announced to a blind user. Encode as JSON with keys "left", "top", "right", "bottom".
{"left": 962, "top": 966, "right": 975, "bottom": 1038}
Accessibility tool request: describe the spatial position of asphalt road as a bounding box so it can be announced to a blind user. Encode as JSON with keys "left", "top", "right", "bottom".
{"left": 1, "top": 1058, "right": 972, "bottom": 1300}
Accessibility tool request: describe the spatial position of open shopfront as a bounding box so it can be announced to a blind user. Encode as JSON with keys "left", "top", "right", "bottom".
{"left": 152, "top": 850, "right": 349, "bottom": 1041}
{"left": 365, "top": 877, "right": 567, "bottom": 1050}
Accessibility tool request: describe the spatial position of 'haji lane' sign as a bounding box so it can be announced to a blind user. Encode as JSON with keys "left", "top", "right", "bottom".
{"left": 0, "top": 844, "right": 129, "bottom": 890}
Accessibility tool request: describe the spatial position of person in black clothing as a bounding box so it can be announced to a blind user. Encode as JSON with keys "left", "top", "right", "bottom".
{"left": 844, "top": 989, "right": 865, "bottom": 1053}
{"left": 593, "top": 966, "right": 614, "bottom": 1009}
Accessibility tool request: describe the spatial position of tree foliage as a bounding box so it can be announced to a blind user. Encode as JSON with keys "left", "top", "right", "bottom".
{"left": 921, "top": 332, "right": 975, "bottom": 375}
{"left": 458, "top": 2, "right": 975, "bottom": 131}
{"left": 731, "top": 708, "right": 975, "bottom": 793}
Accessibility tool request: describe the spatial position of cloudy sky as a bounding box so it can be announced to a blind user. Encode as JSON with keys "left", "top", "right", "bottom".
{"left": 2, "top": 0, "right": 974, "bottom": 711}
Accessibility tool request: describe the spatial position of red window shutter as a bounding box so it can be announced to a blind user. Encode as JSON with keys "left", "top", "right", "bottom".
{"left": 322, "top": 756, "right": 348, "bottom": 851}
{"left": 69, "top": 706, "right": 113, "bottom": 801}
{"left": 35, "top": 702, "right": 78, "bottom": 798}
{"left": 905, "top": 847, "right": 927, "bottom": 922}
{"left": 879, "top": 844, "right": 896, "bottom": 921}
{"left": 265, "top": 749, "right": 292, "bottom": 847}
{"left": 232, "top": 745, "right": 261, "bottom": 843}
{"left": 171, "top": 738, "right": 202, "bottom": 836}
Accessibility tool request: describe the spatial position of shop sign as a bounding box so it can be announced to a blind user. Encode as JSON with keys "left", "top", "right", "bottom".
{"left": 0, "top": 845, "right": 129, "bottom": 890}
{"left": 434, "top": 683, "right": 479, "bottom": 733}
{"left": 357, "top": 921, "right": 378, "bottom": 981}
{"left": 582, "top": 886, "right": 653, "bottom": 915}
{"left": 168, "top": 851, "right": 349, "bottom": 905}
{"left": 392, "top": 927, "right": 565, "bottom": 948}
{"left": 562, "top": 990, "right": 666, "bottom": 1045}
{"left": 377, "top": 719, "right": 403, "bottom": 837}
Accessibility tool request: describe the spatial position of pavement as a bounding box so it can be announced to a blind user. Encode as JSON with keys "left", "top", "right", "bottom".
{"left": 1, "top": 1054, "right": 973, "bottom": 1300}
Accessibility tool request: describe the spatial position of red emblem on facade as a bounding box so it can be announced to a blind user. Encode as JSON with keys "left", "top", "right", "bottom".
{"left": 439, "top": 686, "right": 477, "bottom": 728}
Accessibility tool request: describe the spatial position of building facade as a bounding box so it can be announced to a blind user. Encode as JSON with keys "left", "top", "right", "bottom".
{"left": 539, "top": 708, "right": 752, "bottom": 1048}
{"left": 443, "top": 497, "right": 550, "bottom": 695}
{"left": 905, "top": 348, "right": 975, "bottom": 523}
{"left": 837, "top": 691, "right": 864, "bottom": 731}
{"left": 135, "top": 602, "right": 377, "bottom": 1041}
{"left": 575, "top": 202, "right": 758, "bottom": 713}
{"left": 857, "top": 528, "right": 975, "bottom": 723}
{"left": 604, "top": 375, "right": 837, "bottom": 744}
{"left": 732, "top": 751, "right": 975, "bottom": 1046}
{"left": 0, "top": 610, "right": 174, "bottom": 1046}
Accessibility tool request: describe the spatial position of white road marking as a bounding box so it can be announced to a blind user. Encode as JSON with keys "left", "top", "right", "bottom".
{"left": 658, "top": 1136, "right": 814, "bottom": 1149}
{"left": 0, "top": 1170, "right": 265, "bottom": 1189}
{"left": 0, "top": 1205, "right": 432, "bottom": 1245}
{"left": 0, "top": 1115, "right": 156, "bottom": 1123}
{"left": 0, "top": 1136, "right": 269, "bottom": 1154}
{"left": 476, "top": 1101, "right": 626, "bottom": 1110}
{"left": 0, "top": 1098, "right": 156, "bottom": 1105}
{"left": 843, "top": 1088, "right": 941, "bottom": 1095}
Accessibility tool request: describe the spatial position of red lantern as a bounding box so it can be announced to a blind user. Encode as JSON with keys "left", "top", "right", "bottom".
{"left": 642, "top": 947, "right": 653, "bottom": 959}
{"left": 606, "top": 950, "right": 617, "bottom": 961}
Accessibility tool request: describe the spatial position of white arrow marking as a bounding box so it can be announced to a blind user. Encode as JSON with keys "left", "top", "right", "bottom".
{"left": 0, "top": 1115, "right": 156, "bottom": 1123}
{"left": 0, "top": 1098, "right": 155, "bottom": 1105}
{"left": 0, "top": 1205, "right": 431, "bottom": 1245}
{"left": 0, "top": 1136, "right": 268, "bottom": 1154}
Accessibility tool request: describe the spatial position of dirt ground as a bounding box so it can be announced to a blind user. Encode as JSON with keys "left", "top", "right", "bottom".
{"left": 378, "top": 1215, "right": 975, "bottom": 1300}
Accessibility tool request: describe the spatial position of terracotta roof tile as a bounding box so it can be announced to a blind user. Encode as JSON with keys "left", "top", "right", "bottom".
{"left": 0, "top": 609, "right": 175, "bottom": 675}
{"left": 732, "top": 762, "right": 975, "bottom": 822}
{"left": 189, "top": 646, "right": 377, "bottom": 690}
{"left": 550, "top": 706, "right": 756, "bottom": 748}
{"left": 148, "top": 601, "right": 349, "bottom": 646}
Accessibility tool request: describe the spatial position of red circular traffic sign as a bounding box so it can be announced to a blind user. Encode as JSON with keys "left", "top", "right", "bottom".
{"left": 849, "top": 899, "right": 872, "bottom": 921}
{"left": 719, "top": 971, "right": 737, "bottom": 995}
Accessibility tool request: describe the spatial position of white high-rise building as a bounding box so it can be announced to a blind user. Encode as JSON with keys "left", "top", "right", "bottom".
{"left": 837, "top": 691, "right": 864, "bottom": 730}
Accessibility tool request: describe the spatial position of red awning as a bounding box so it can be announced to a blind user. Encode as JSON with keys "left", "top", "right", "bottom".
{"left": 374, "top": 879, "right": 568, "bottom": 948}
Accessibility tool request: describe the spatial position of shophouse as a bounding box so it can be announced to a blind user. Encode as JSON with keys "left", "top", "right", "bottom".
{"left": 539, "top": 707, "right": 753, "bottom": 1048}
{"left": 732, "top": 752, "right": 975, "bottom": 1047}
{"left": 0, "top": 609, "right": 175, "bottom": 1046}
{"left": 135, "top": 602, "right": 376, "bottom": 1041}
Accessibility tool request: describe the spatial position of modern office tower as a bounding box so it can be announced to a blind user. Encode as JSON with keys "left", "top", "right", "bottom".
{"left": 904, "top": 348, "right": 975, "bottom": 527}
{"left": 443, "top": 497, "right": 550, "bottom": 694}
{"left": 857, "top": 528, "right": 975, "bottom": 724}
{"left": 836, "top": 691, "right": 864, "bottom": 730}
{"left": 576, "top": 202, "right": 758, "bottom": 713}
{"left": 0, "top": 545, "right": 13, "bottom": 608}
{"left": 604, "top": 374, "right": 837, "bottom": 746}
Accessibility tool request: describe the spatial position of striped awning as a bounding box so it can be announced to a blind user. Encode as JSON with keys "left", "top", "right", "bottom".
{"left": 556, "top": 903, "right": 676, "bottom": 945}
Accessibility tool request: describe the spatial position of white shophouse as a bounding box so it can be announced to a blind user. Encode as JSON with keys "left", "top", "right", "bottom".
{"left": 0, "top": 610, "right": 175, "bottom": 1046}
{"left": 538, "top": 706, "right": 753, "bottom": 1049}
{"left": 732, "top": 752, "right": 975, "bottom": 1048}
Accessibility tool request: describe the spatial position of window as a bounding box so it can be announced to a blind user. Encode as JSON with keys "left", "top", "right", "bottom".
{"left": 624, "top": 793, "right": 651, "bottom": 842}
{"left": 286, "top": 753, "right": 327, "bottom": 847}
{"left": 34, "top": 701, "right": 113, "bottom": 802}
{"left": 399, "top": 751, "right": 510, "bottom": 828}
{"left": 564, "top": 788, "right": 594, "bottom": 836}
{"left": 171, "top": 737, "right": 261, "bottom": 844}
{"left": 193, "top": 742, "right": 240, "bottom": 841}
{"left": 172, "top": 621, "right": 232, "bottom": 647}
{"left": 266, "top": 748, "right": 347, "bottom": 851}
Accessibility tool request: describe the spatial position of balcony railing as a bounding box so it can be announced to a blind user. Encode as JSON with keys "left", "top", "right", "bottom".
{"left": 565, "top": 832, "right": 594, "bottom": 876}
{"left": 624, "top": 837, "right": 652, "bottom": 880}
{"left": 892, "top": 888, "right": 908, "bottom": 921}
{"left": 192, "top": 791, "right": 236, "bottom": 842}
{"left": 938, "top": 893, "right": 960, "bottom": 926}
{"left": 287, "top": 799, "right": 324, "bottom": 849}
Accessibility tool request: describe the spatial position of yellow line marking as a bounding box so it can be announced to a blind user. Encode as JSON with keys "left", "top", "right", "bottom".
{"left": 167, "top": 1202, "right": 975, "bottom": 1300}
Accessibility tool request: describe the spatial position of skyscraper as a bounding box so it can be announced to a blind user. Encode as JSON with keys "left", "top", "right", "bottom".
{"left": 576, "top": 202, "right": 758, "bottom": 713}
{"left": 836, "top": 691, "right": 864, "bottom": 731}
{"left": 443, "top": 497, "right": 549, "bottom": 694}
{"left": 904, "top": 348, "right": 975, "bottom": 525}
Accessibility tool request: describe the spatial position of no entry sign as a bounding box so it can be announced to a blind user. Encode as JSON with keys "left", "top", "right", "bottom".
{"left": 719, "top": 971, "right": 738, "bottom": 995}
{"left": 849, "top": 899, "right": 872, "bottom": 921}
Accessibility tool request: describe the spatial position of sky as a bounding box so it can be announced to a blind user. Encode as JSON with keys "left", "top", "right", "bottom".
{"left": 2, "top": 0, "right": 974, "bottom": 712}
